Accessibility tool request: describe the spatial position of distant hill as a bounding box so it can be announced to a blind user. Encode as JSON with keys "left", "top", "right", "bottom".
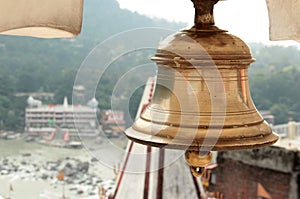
{"left": 0, "top": 0, "right": 299, "bottom": 130}
{"left": 0, "top": 0, "right": 185, "bottom": 130}
{"left": 0, "top": 0, "right": 185, "bottom": 95}
{"left": 248, "top": 43, "right": 300, "bottom": 124}
{"left": 80, "top": 0, "right": 185, "bottom": 42}
{"left": 249, "top": 43, "right": 300, "bottom": 75}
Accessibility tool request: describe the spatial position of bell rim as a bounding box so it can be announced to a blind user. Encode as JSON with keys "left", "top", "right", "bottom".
{"left": 124, "top": 126, "right": 279, "bottom": 151}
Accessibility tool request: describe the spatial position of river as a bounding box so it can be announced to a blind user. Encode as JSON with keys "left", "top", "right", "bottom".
{"left": 0, "top": 138, "right": 127, "bottom": 199}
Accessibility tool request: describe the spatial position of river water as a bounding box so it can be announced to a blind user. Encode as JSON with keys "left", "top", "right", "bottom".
{"left": 0, "top": 139, "right": 127, "bottom": 199}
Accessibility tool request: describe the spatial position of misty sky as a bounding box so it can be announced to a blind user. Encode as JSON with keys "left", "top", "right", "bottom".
{"left": 117, "top": 0, "right": 299, "bottom": 46}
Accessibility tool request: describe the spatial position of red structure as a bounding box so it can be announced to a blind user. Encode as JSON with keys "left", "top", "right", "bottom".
{"left": 107, "top": 77, "right": 223, "bottom": 199}
{"left": 100, "top": 110, "right": 126, "bottom": 133}
{"left": 209, "top": 146, "right": 300, "bottom": 198}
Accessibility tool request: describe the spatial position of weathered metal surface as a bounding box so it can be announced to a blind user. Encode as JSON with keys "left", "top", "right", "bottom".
{"left": 125, "top": 0, "right": 278, "bottom": 178}
{"left": 125, "top": 0, "right": 278, "bottom": 152}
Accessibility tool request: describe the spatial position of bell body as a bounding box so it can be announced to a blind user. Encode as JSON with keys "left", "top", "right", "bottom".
{"left": 125, "top": 27, "right": 278, "bottom": 151}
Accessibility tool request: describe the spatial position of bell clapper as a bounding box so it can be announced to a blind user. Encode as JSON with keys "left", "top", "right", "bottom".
{"left": 185, "top": 150, "right": 213, "bottom": 178}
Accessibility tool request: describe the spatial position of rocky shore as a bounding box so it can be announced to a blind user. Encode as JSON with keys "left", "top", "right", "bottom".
{"left": 0, "top": 139, "right": 122, "bottom": 199}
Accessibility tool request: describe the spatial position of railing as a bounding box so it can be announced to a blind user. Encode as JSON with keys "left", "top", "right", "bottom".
{"left": 272, "top": 123, "right": 289, "bottom": 138}
{"left": 296, "top": 122, "right": 300, "bottom": 136}
{"left": 272, "top": 122, "right": 300, "bottom": 138}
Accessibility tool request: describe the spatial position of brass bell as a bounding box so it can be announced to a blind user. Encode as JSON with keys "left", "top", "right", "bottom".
{"left": 125, "top": 0, "right": 278, "bottom": 176}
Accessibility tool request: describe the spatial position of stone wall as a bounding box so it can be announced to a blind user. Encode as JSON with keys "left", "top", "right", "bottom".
{"left": 210, "top": 146, "right": 300, "bottom": 199}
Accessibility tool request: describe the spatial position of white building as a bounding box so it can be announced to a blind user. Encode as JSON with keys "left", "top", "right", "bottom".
{"left": 25, "top": 96, "right": 98, "bottom": 136}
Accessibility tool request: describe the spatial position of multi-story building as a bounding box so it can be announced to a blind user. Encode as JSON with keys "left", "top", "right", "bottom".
{"left": 25, "top": 96, "right": 98, "bottom": 136}
{"left": 100, "top": 110, "right": 125, "bottom": 130}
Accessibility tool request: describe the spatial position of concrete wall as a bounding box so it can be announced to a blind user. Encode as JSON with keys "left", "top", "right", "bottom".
{"left": 210, "top": 146, "right": 300, "bottom": 199}
{"left": 217, "top": 146, "right": 297, "bottom": 173}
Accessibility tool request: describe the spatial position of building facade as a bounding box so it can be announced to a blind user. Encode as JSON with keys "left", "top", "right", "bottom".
{"left": 25, "top": 97, "right": 98, "bottom": 136}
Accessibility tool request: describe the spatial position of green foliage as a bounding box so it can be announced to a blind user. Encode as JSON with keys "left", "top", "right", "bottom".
{"left": 0, "top": 0, "right": 183, "bottom": 131}
{"left": 249, "top": 43, "right": 300, "bottom": 124}
{"left": 128, "top": 86, "right": 145, "bottom": 122}
{"left": 0, "top": 1, "right": 299, "bottom": 130}
{"left": 270, "top": 104, "right": 289, "bottom": 124}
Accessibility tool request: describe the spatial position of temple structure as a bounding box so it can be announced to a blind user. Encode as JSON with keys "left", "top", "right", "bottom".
{"left": 25, "top": 96, "right": 98, "bottom": 136}
{"left": 106, "top": 77, "right": 223, "bottom": 199}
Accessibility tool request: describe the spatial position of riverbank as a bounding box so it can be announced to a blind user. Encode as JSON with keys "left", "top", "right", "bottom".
{"left": 0, "top": 138, "right": 127, "bottom": 199}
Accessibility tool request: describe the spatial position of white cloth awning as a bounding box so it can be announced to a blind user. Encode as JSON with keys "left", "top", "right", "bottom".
{"left": 0, "top": 1, "right": 299, "bottom": 41}
{"left": 266, "top": 0, "right": 300, "bottom": 42}
{"left": 0, "top": 0, "right": 83, "bottom": 38}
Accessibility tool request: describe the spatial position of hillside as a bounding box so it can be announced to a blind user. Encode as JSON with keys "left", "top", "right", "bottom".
{"left": 0, "top": 0, "right": 299, "bottom": 130}
{"left": 0, "top": 0, "right": 185, "bottom": 130}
